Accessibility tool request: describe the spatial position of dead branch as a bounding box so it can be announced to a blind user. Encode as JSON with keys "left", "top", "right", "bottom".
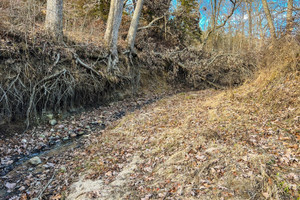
{"left": 37, "top": 170, "right": 57, "bottom": 200}
{"left": 138, "top": 16, "right": 165, "bottom": 31}
{"left": 121, "top": 14, "right": 166, "bottom": 37}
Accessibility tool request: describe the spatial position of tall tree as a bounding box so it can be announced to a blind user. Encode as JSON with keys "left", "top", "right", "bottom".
{"left": 126, "top": 0, "right": 144, "bottom": 52}
{"left": 247, "top": 1, "right": 253, "bottom": 44}
{"left": 261, "top": 0, "right": 276, "bottom": 40}
{"left": 201, "top": 0, "right": 238, "bottom": 49}
{"left": 104, "top": 0, "right": 124, "bottom": 72}
{"left": 45, "top": 0, "right": 63, "bottom": 41}
{"left": 286, "top": 0, "right": 294, "bottom": 36}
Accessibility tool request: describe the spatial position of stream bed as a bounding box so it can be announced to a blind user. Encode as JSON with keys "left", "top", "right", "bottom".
{"left": 0, "top": 95, "right": 163, "bottom": 199}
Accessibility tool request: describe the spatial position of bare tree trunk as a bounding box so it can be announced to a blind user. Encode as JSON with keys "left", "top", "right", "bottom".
{"left": 210, "top": 0, "right": 217, "bottom": 30}
{"left": 286, "top": 0, "right": 294, "bottom": 36}
{"left": 261, "top": 0, "right": 276, "bottom": 41}
{"left": 247, "top": 1, "right": 252, "bottom": 46}
{"left": 45, "top": 0, "right": 63, "bottom": 41}
{"left": 104, "top": 0, "right": 116, "bottom": 48}
{"left": 240, "top": 2, "right": 245, "bottom": 50}
{"left": 126, "top": 0, "right": 144, "bottom": 51}
{"left": 104, "top": 0, "right": 124, "bottom": 72}
{"left": 132, "top": 0, "right": 136, "bottom": 9}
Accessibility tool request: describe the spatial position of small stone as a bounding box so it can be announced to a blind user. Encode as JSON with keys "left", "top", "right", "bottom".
{"left": 50, "top": 129, "right": 55, "bottom": 132}
{"left": 46, "top": 114, "right": 54, "bottom": 120}
{"left": 91, "top": 121, "right": 99, "bottom": 125}
{"left": 60, "top": 166, "right": 66, "bottom": 172}
{"left": 49, "top": 119, "right": 57, "bottom": 126}
{"left": 70, "top": 132, "right": 77, "bottom": 138}
{"left": 63, "top": 136, "right": 69, "bottom": 141}
{"left": 5, "top": 182, "right": 16, "bottom": 190}
{"left": 85, "top": 125, "right": 91, "bottom": 129}
{"left": 58, "top": 124, "right": 64, "bottom": 129}
{"left": 49, "top": 136, "right": 56, "bottom": 141}
{"left": 29, "top": 157, "right": 42, "bottom": 165}
{"left": 21, "top": 139, "right": 27, "bottom": 143}
{"left": 78, "top": 131, "right": 85, "bottom": 135}
{"left": 19, "top": 186, "right": 25, "bottom": 191}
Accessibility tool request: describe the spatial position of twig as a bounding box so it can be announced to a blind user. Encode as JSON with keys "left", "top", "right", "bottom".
{"left": 0, "top": 70, "right": 21, "bottom": 102}
{"left": 37, "top": 170, "right": 57, "bottom": 200}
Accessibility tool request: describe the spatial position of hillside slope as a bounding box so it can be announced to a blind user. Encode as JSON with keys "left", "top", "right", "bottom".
{"left": 67, "top": 55, "right": 299, "bottom": 199}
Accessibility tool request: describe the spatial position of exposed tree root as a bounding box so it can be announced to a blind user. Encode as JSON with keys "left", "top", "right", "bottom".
{"left": 124, "top": 50, "right": 140, "bottom": 95}
{"left": 26, "top": 69, "right": 68, "bottom": 127}
{"left": 107, "top": 51, "right": 120, "bottom": 74}
{"left": 73, "top": 52, "right": 103, "bottom": 79}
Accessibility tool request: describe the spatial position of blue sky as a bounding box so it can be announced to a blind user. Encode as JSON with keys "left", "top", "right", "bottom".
{"left": 126, "top": 0, "right": 299, "bottom": 37}
{"left": 171, "top": 0, "right": 298, "bottom": 36}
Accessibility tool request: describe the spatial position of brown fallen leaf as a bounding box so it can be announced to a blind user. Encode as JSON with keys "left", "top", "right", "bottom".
{"left": 262, "top": 192, "right": 269, "bottom": 199}
{"left": 50, "top": 194, "right": 62, "bottom": 200}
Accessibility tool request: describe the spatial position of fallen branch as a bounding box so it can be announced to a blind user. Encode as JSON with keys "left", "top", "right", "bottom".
{"left": 37, "top": 170, "right": 57, "bottom": 200}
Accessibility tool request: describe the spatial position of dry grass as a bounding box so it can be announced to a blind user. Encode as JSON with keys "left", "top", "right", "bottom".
{"left": 71, "top": 40, "right": 300, "bottom": 199}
